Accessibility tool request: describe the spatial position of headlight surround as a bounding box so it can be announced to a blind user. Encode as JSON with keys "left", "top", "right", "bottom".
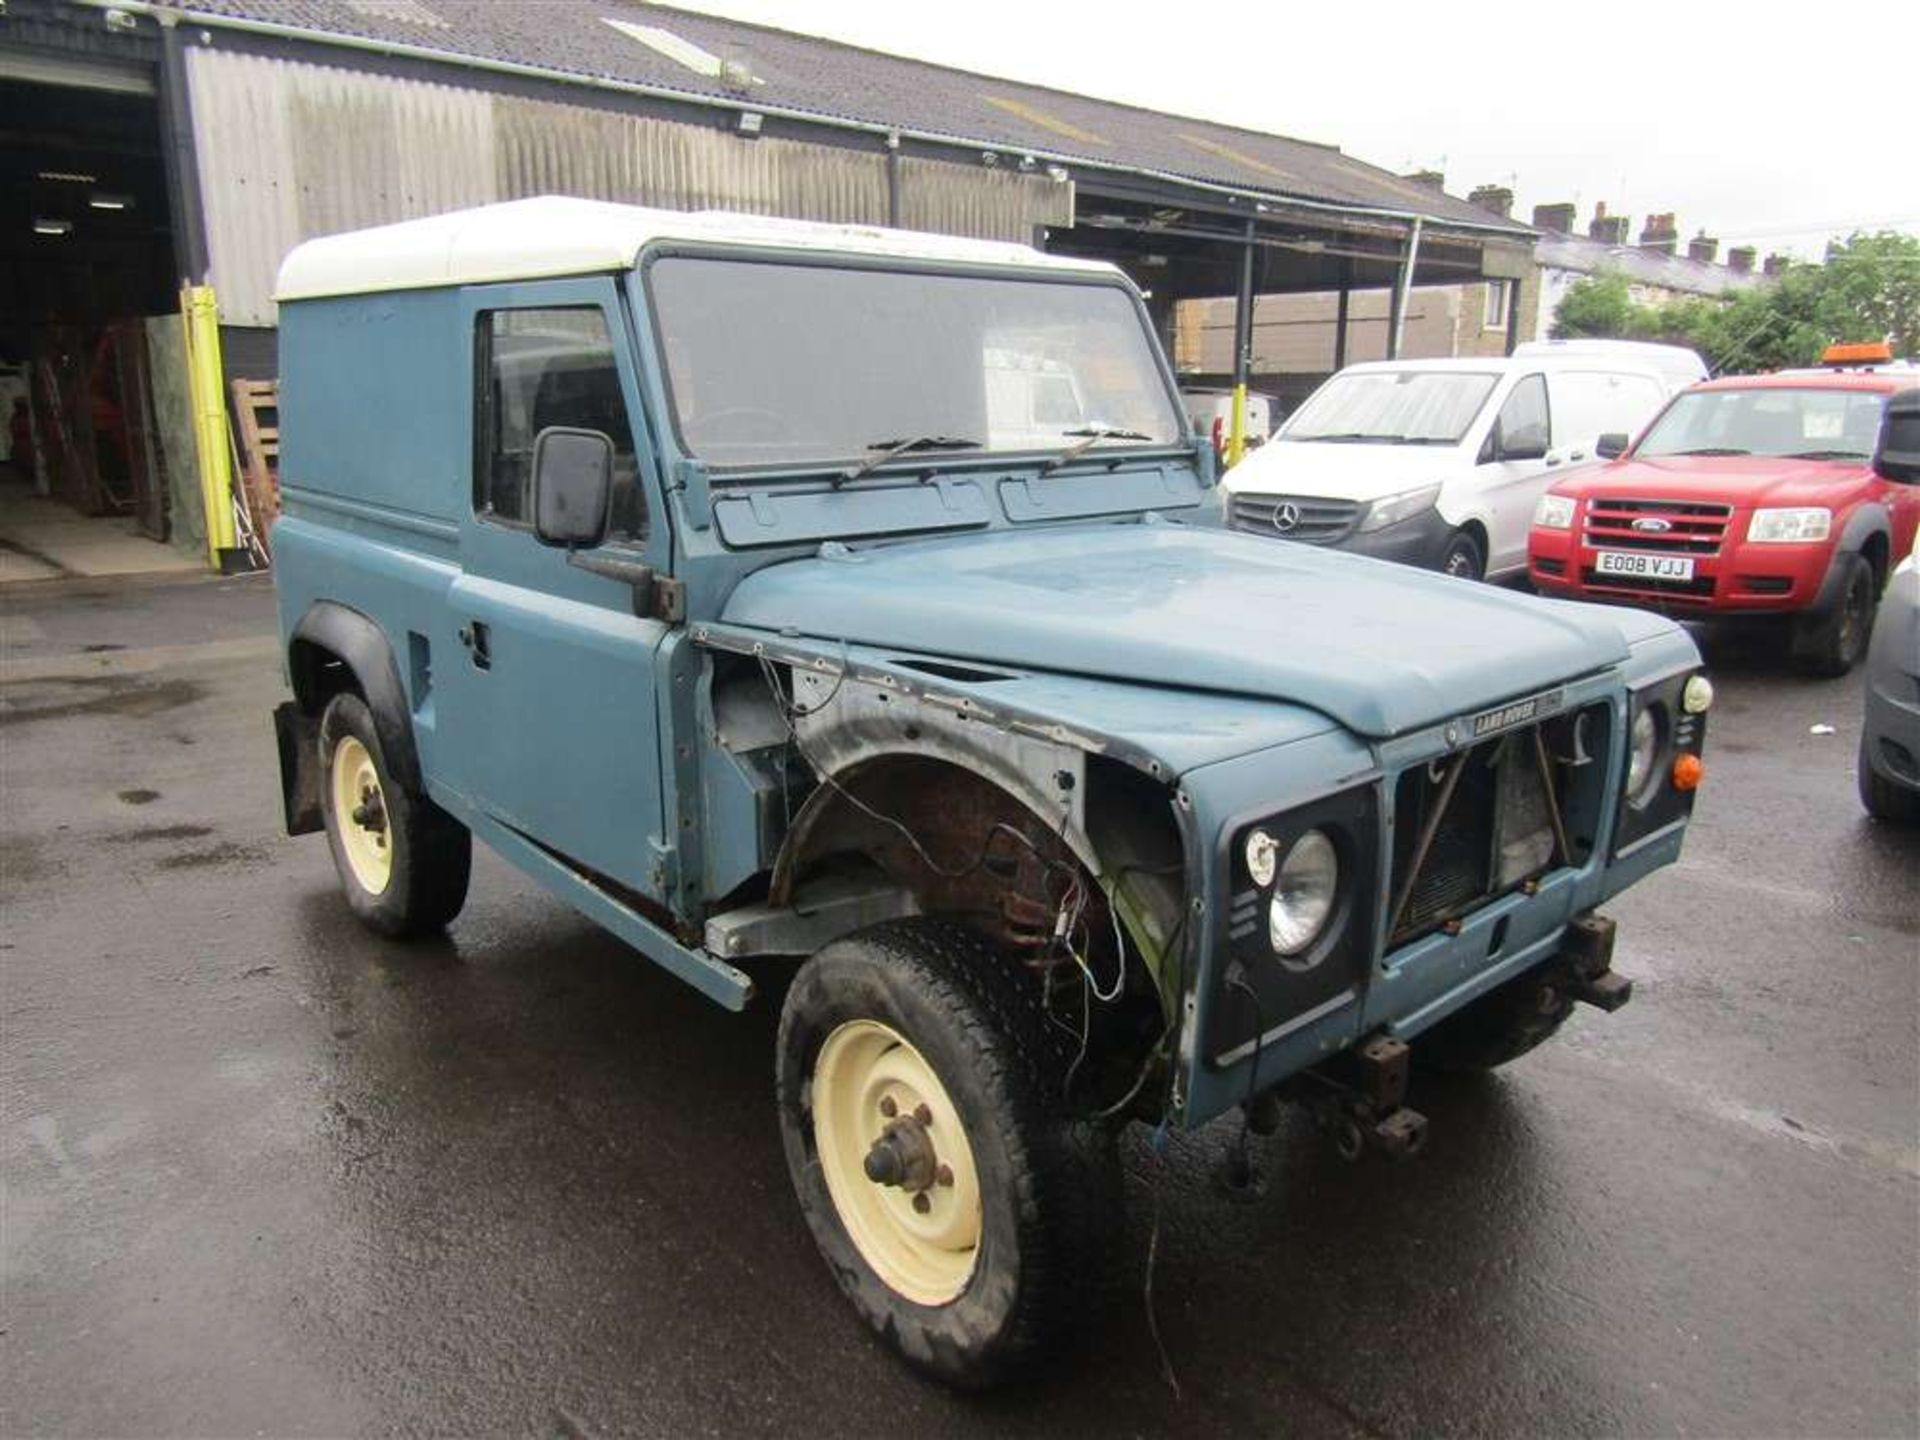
{"left": 1533, "top": 493, "right": 1576, "bottom": 529}
{"left": 1626, "top": 704, "right": 1662, "bottom": 805}
{"left": 1747, "top": 507, "right": 1832, "bottom": 543}
{"left": 1267, "top": 828, "right": 1339, "bottom": 958}
{"left": 1358, "top": 483, "right": 1442, "bottom": 533}
{"left": 1244, "top": 829, "right": 1279, "bottom": 888}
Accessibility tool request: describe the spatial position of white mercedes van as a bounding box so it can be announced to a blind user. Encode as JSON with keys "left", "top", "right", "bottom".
{"left": 1220, "top": 351, "right": 1697, "bottom": 580}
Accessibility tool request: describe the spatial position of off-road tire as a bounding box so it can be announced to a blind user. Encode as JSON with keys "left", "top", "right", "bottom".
{"left": 1794, "top": 553, "right": 1876, "bottom": 678}
{"left": 1413, "top": 962, "right": 1575, "bottom": 1073}
{"left": 317, "top": 692, "right": 471, "bottom": 938}
{"left": 775, "top": 917, "right": 1120, "bottom": 1388}
{"left": 1859, "top": 736, "right": 1920, "bottom": 823}
{"left": 1439, "top": 528, "right": 1486, "bottom": 582}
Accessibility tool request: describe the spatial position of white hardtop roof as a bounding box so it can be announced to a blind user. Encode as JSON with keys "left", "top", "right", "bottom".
{"left": 1338, "top": 354, "right": 1672, "bottom": 379}
{"left": 275, "top": 196, "right": 1117, "bottom": 303}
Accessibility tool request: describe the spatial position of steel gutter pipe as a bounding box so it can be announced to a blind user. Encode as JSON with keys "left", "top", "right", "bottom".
{"left": 70, "top": 0, "right": 1534, "bottom": 246}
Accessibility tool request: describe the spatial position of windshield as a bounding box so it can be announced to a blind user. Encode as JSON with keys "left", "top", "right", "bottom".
{"left": 647, "top": 256, "right": 1183, "bottom": 470}
{"left": 1636, "top": 387, "right": 1886, "bottom": 460}
{"left": 1281, "top": 369, "right": 1498, "bottom": 445}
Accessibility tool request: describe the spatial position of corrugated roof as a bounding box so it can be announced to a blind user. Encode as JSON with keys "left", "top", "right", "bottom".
{"left": 1535, "top": 230, "right": 1763, "bottom": 298}
{"left": 154, "top": 0, "right": 1528, "bottom": 234}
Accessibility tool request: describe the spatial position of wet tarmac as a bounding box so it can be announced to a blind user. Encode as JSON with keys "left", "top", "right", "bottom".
{"left": 3, "top": 574, "right": 1916, "bottom": 1437}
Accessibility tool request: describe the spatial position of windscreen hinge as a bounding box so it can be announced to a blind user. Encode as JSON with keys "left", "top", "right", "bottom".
{"left": 673, "top": 458, "right": 712, "bottom": 531}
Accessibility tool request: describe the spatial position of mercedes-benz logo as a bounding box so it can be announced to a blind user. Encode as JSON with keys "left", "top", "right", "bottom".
{"left": 1271, "top": 502, "right": 1301, "bottom": 533}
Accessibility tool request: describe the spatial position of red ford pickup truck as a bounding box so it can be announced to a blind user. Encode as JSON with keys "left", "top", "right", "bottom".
{"left": 1527, "top": 362, "right": 1920, "bottom": 674}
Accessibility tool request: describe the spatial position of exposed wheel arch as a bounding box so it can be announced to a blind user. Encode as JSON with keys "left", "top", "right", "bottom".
{"left": 288, "top": 601, "right": 421, "bottom": 794}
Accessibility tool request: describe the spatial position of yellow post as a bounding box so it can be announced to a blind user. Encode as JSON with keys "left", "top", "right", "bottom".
{"left": 180, "top": 284, "right": 237, "bottom": 566}
{"left": 1226, "top": 382, "right": 1248, "bottom": 468}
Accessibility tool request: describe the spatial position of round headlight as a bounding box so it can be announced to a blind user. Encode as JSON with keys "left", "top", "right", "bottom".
{"left": 1627, "top": 705, "right": 1661, "bottom": 802}
{"left": 1268, "top": 828, "right": 1339, "bottom": 958}
{"left": 1682, "top": 674, "right": 1714, "bottom": 715}
{"left": 1245, "top": 829, "right": 1279, "bottom": 888}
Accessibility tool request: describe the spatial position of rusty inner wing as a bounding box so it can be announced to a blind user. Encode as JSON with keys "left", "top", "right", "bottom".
{"left": 798, "top": 755, "right": 1100, "bottom": 956}
{"left": 1386, "top": 707, "right": 1603, "bottom": 947}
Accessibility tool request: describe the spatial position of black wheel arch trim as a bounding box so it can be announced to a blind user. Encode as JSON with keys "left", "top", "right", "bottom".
{"left": 1808, "top": 507, "right": 1891, "bottom": 616}
{"left": 289, "top": 601, "right": 422, "bottom": 794}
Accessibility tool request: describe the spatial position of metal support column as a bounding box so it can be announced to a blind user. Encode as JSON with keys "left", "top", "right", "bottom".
{"left": 1504, "top": 277, "right": 1523, "bottom": 355}
{"left": 1387, "top": 216, "right": 1423, "bottom": 360}
{"left": 1227, "top": 219, "right": 1256, "bottom": 467}
{"left": 1333, "top": 268, "right": 1351, "bottom": 371}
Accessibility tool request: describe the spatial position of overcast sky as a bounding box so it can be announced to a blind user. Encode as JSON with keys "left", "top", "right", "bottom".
{"left": 673, "top": 0, "right": 1919, "bottom": 259}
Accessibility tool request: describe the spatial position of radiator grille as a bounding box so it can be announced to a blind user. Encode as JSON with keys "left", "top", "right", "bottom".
{"left": 1231, "top": 493, "right": 1362, "bottom": 545}
{"left": 1584, "top": 497, "right": 1732, "bottom": 555}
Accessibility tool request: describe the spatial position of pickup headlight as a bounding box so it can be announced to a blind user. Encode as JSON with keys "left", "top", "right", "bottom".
{"left": 1533, "top": 493, "right": 1576, "bottom": 529}
{"left": 1359, "top": 484, "right": 1441, "bottom": 533}
{"left": 1268, "top": 829, "right": 1339, "bottom": 959}
{"left": 1748, "top": 507, "right": 1831, "bottom": 543}
{"left": 1626, "top": 704, "right": 1663, "bottom": 805}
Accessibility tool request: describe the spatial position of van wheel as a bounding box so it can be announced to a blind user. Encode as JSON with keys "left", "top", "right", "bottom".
{"left": 1438, "top": 529, "right": 1485, "bottom": 581}
{"left": 318, "top": 693, "right": 471, "bottom": 938}
{"left": 1794, "top": 553, "right": 1875, "bottom": 677}
{"left": 776, "top": 918, "right": 1119, "bottom": 1388}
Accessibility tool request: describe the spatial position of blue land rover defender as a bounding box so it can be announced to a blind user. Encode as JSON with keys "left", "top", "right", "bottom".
{"left": 271, "top": 198, "right": 1709, "bottom": 1386}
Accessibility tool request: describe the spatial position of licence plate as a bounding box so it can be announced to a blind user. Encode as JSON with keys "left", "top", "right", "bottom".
{"left": 1595, "top": 550, "right": 1694, "bottom": 581}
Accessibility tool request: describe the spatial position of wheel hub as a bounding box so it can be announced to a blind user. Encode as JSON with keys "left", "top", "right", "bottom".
{"left": 330, "top": 734, "right": 393, "bottom": 896}
{"left": 812, "top": 1019, "right": 983, "bottom": 1305}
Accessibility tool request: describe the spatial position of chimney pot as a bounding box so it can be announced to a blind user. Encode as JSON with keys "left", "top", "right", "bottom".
{"left": 1726, "top": 246, "right": 1756, "bottom": 274}
{"left": 1763, "top": 252, "right": 1791, "bottom": 277}
{"left": 1637, "top": 212, "right": 1679, "bottom": 254}
{"left": 1403, "top": 168, "right": 1446, "bottom": 192}
{"left": 1687, "top": 232, "right": 1719, "bottom": 265}
{"left": 1589, "top": 205, "right": 1631, "bottom": 246}
{"left": 1531, "top": 202, "right": 1576, "bottom": 233}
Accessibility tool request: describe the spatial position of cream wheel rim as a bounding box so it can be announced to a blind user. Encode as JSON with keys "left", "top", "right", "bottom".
{"left": 812, "top": 1019, "right": 982, "bottom": 1306}
{"left": 330, "top": 734, "right": 393, "bottom": 896}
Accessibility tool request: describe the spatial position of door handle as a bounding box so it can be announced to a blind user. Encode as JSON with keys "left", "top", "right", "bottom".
{"left": 459, "top": 622, "right": 491, "bottom": 670}
{"left": 1545, "top": 453, "right": 1563, "bottom": 467}
{"left": 1570, "top": 449, "right": 1588, "bottom": 462}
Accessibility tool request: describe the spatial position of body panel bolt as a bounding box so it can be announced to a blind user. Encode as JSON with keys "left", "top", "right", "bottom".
{"left": 879, "top": 1096, "right": 897, "bottom": 1118}
{"left": 912, "top": 1193, "right": 931, "bottom": 1214}
{"left": 936, "top": 1164, "right": 954, "bottom": 1187}
{"left": 914, "top": 1104, "right": 932, "bottom": 1126}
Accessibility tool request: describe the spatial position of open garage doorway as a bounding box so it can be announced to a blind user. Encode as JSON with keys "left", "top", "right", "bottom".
{"left": 1, "top": 59, "right": 194, "bottom": 579}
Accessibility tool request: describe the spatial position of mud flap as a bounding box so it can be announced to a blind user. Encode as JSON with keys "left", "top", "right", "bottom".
{"left": 274, "top": 702, "right": 323, "bottom": 836}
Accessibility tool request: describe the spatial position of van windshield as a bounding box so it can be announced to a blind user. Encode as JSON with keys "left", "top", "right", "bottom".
{"left": 1282, "top": 370, "right": 1498, "bottom": 445}
{"left": 646, "top": 256, "right": 1183, "bottom": 471}
{"left": 1635, "top": 386, "right": 1886, "bottom": 460}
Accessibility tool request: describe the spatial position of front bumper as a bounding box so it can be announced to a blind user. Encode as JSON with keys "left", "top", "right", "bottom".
{"left": 1528, "top": 523, "right": 1834, "bottom": 615}
{"left": 1339, "top": 504, "right": 1454, "bottom": 570}
{"left": 1173, "top": 657, "right": 1702, "bottom": 1128}
{"left": 1862, "top": 587, "right": 1920, "bottom": 794}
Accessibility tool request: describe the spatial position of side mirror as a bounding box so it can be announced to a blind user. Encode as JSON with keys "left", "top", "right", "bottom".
{"left": 1875, "top": 392, "right": 1920, "bottom": 484}
{"left": 532, "top": 426, "right": 613, "bottom": 548}
{"left": 1499, "top": 423, "right": 1549, "bottom": 463}
{"left": 1596, "top": 432, "right": 1630, "bottom": 460}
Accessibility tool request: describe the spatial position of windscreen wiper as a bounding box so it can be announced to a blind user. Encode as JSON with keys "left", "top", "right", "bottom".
{"left": 842, "top": 434, "right": 982, "bottom": 483}
{"left": 1670, "top": 446, "right": 1751, "bottom": 457}
{"left": 1038, "top": 424, "right": 1156, "bottom": 474}
{"left": 1782, "top": 449, "right": 1867, "bottom": 461}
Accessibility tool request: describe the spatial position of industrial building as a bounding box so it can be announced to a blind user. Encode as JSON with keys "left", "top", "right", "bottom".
{"left": 1, "top": 0, "right": 1536, "bottom": 562}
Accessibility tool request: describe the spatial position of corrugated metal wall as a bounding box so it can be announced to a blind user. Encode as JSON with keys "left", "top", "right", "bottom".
{"left": 187, "top": 49, "right": 1074, "bottom": 325}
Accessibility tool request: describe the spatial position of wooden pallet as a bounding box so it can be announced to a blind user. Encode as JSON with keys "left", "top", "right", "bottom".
{"left": 229, "top": 378, "right": 280, "bottom": 549}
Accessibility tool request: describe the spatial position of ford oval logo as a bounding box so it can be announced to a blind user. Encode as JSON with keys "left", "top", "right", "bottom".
{"left": 1271, "top": 502, "right": 1302, "bottom": 533}
{"left": 1632, "top": 516, "right": 1673, "bottom": 533}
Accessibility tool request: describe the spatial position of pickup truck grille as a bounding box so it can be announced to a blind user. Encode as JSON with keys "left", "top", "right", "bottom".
{"left": 1387, "top": 703, "right": 1609, "bottom": 947}
{"left": 1231, "top": 493, "right": 1361, "bottom": 545}
{"left": 1584, "top": 498, "right": 1732, "bottom": 555}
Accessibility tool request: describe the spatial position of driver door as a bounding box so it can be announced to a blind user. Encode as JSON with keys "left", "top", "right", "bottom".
{"left": 438, "top": 277, "right": 675, "bottom": 899}
{"left": 1479, "top": 371, "right": 1555, "bottom": 573}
